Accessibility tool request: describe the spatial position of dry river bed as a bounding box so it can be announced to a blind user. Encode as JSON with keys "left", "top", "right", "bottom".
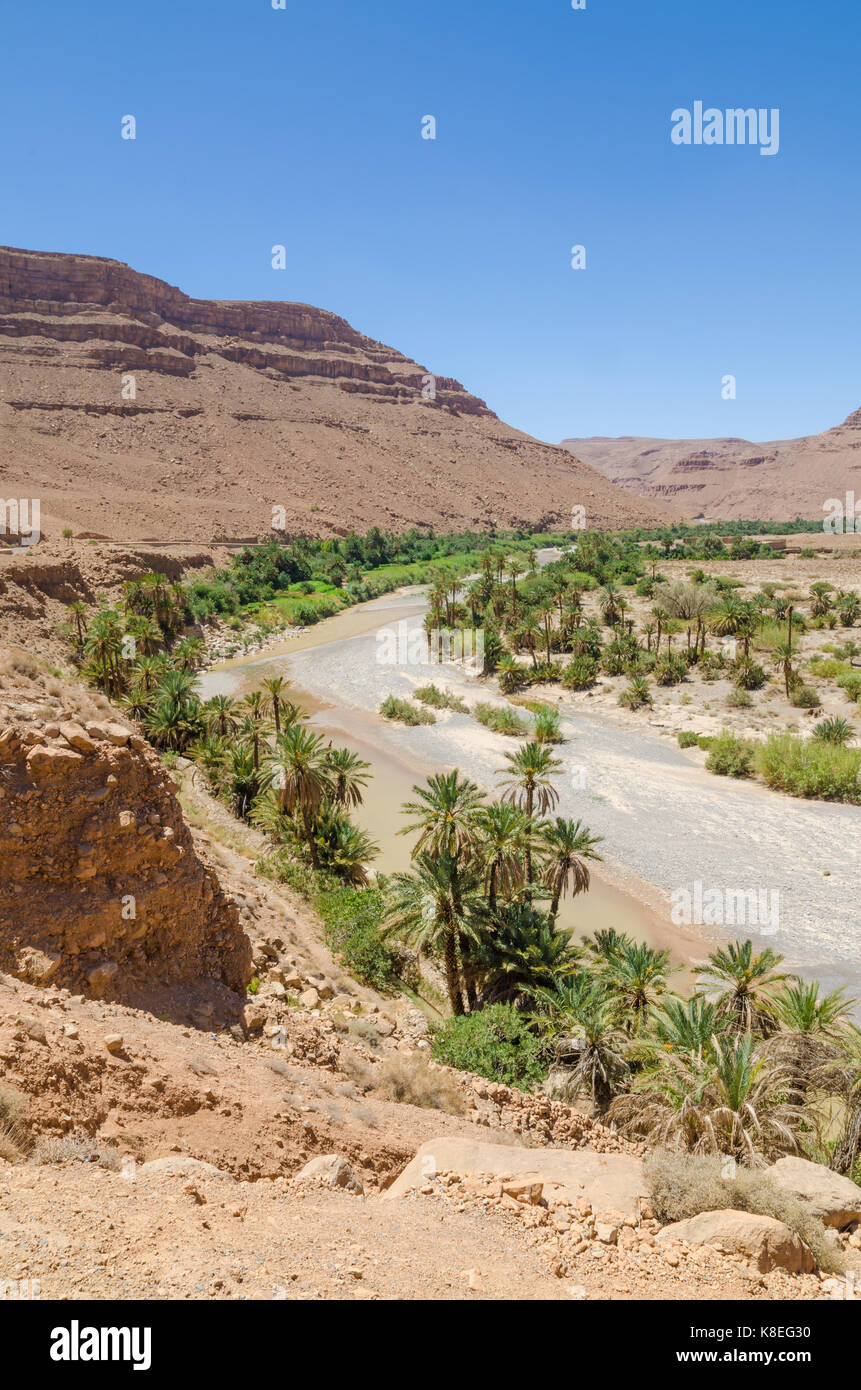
{"left": 198, "top": 588, "right": 861, "bottom": 1002}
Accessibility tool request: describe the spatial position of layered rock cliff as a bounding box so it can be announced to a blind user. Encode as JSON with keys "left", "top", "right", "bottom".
{"left": 0, "top": 245, "right": 670, "bottom": 541}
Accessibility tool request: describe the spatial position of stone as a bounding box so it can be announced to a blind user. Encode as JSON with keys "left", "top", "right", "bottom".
{"left": 103, "top": 1034, "right": 124, "bottom": 1053}
{"left": 299, "top": 988, "right": 320, "bottom": 1009}
{"left": 295, "top": 1155, "right": 363, "bottom": 1194}
{"left": 656, "top": 1210, "right": 816, "bottom": 1274}
{"left": 767, "top": 1156, "right": 861, "bottom": 1229}
{"left": 15, "top": 947, "right": 61, "bottom": 984}
{"left": 58, "top": 721, "right": 96, "bottom": 753}
{"left": 139, "top": 1157, "right": 234, "bottom": 1181}
{"left": 595, "top": 1222, "right": 619, "bottom": 1245}
{"left": 501, "top": 1179, "right": 543, "bottom": 1205}
{"left": 384, "top": 1138, "right": 646, "bottom": 1217}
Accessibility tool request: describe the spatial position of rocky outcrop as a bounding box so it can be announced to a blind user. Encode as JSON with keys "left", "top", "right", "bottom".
{"left": 767, "top": 1156, "right": 861, "bottom": 1229}
{"left": 0, "top": 244, "right": 670, "bottom": 541}
{"left": 656, "top": 1209, "right": 817, "bottom": 1274}
{"left": 0, "top": 719, "right": 252, "bottom": 998}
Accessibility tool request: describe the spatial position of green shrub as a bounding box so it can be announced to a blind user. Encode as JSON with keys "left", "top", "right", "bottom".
{"left": 789, "top": 683, "right": 821, "bottom": 709}
{"left": 413, "top": 684, "right": 468, "bottom": 712}
{"left": 812, "top": 716, "right": 855, "bottom": 746}
{"left": 313, "top": 883, "right": 405, "bottom": 993}
{"left": 644, "top": 1150, "right": 843, "bottom": 1274}
{"left": 431, "top": 1004, "right": 547, "bottom": 1088}
{"left": 755, "top": 732, "right": 861, "bottom": 802}
{"left": 731, "top": 658, "right": 767, "bottom": 690}
{"left": 726, "top": 688, "right": 753, "bottom": 709}
{"left": 836, "top": 672, "right": 861, "bottom": 704}
{"left": 705, "top": 730, "right": 755, "bottom": 778}
{"left": 618, "top": 675, "right": 653, "bottom": 710}
{"left": 380, "top": 695, "right": 436, "bottom": 726}
{"left": 677, "top": 731, "right": 699, "bottom": 749}
{"left": 473, "top": 703, "right": 529, "bottom": 737}
{"left": 562, "top": 655, "right": 599, "bottom": 690}
{"left": 696, "top": 735, "right": 714, "bottom": 750}
{"left": 532, "top": 705, "right": 564, "bottom": 743}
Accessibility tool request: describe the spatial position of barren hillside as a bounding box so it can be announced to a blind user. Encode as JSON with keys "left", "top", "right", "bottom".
{"left": 563, "top": 410, "right": 861, "bottom": 522}
{"left": 0, "top": 246, "right": 669, "bottom": 542}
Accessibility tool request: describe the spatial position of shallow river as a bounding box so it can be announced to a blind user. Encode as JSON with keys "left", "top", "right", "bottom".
{"left": 199, "top": 587, "right": 861, "bottom": 1000}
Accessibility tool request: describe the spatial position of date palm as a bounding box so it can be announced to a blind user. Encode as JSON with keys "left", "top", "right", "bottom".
{"left": 326, "top": 746, "right": 371, "bottom": 808}
{"left": 475, "top": 802, "right": 530, "bottom": 909}
{"left": 205, "top": 694, "right": 240, "bottom": 739}
{"left": 539, "top": 817, "right": 603, "bottom": 921}
{"left": 531, "top": 977, "right": 629, "bottom": 1108}
{"left": 311, "top": 805, "right": 378, "bottom": 886}
{"left": 261, "top": 675, "right": 290, "bottom": 735}
{"left": 383, "top": 852, "right": 477, "bottom": 1015}
{"left": 696, "top": 940, "right": 794, "bottom": 1035}
{"left": 240, "top": 691, "right": 270, "bottom": 771}
{"left": 260, "top": 726, "right": 334, "bottom": 868}
{"left": 399, "top": 770, "right": 485, "bottom": 867}
{"left": 471, "top": 902, "right": 581, "bottom": 1006}
{"left": 497, "top": 741, "right": 562, "bottom": 887}
{"left": 601, "top": 940, "right": 676, "bottom": 1032}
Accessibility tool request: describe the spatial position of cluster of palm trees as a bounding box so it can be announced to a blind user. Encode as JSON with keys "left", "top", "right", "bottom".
{"left": 421, "top": 544, "right": 860, "bottom": 716}
{"left": 379, "top": 747, "right": 860, "bottom": 1173}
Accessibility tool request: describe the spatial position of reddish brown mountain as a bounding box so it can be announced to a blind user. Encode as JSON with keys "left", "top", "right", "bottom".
{"left": 562, "top": 412, "right": 861, "bottom": 523}
{"left": 0, "top": 246, "right": 668, "bottom": 542}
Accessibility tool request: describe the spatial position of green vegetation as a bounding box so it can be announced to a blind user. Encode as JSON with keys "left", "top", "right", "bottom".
{"left": 704, "top": 730, "right": 755, "bottom": 778}
{"left": 756, "top": 732, "right": 861, "bottom": 802}
{"left": 431, "top": 1004, "right": 548, "bottom": 1088}
{"left": 473, "top": 703, "right": 530, "bottom": 737}
{"left": 380, "top": 695, "right": 436, "bottom": 726}
{"left": 413, "top": 683, "right": 468, "bottom": 712}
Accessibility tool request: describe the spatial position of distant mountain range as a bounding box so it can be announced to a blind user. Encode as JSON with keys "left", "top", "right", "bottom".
{"left": 0, "top": 245, "right": 669, "bottom": 543}
{"left": 562, "top": 409, "right": 861, "bottom": 522}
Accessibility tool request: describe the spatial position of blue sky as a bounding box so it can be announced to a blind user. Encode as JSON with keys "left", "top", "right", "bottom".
{"left": 2, "top": 0, "right": 859, "bottom": 445}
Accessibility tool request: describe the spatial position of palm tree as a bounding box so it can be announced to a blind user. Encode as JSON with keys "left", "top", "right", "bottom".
{"left": 650, "top": 995, "right": 725, "bottom": 1063}
{"left": 67, "top": 600, "right": 88, "bottom": 650}
{"left": 475, "top": 802, "right": 530, "bottom": 909}
{"left": 808, "top": 582, "right": 834, "bottom": 619}
{"left": 471, "top": 902, "right": 581, "bottom": 1005}
{"left": 539, "top": 817, "right": 603, "bottom": 921}
{"left": 260, "top": 726, "right": 334, "bottom": 868}
{"left": 326, "top": 747, "right": 371, "bottom": 808}
{"left": 261, "top": 675, "right": 290, "bottom": 735}
{"left": 531, "top": 977, "right": 629, "bottom": 1109}
{"left": 611, "top": 1032, "right": 809, "bottom": 1162}
{"left": 601, "top": 940, "right": 676, "bottom": 1032}
{"left": 399, "top": 771, "right": 485, "bottom": 866}
{"left": 497, "top": 741, "right": 562, "bottom": 887}
{"left": 825, "top": 1026, "right": 861, "bottom": 1175}
{"left": 770, "top": 981, "right": 856, "bottom": 1100}
{"left": 772, "top": 641, "right": 796, "bottom": 698}
{"left": 697, "top": 940, "right": 794, "bottom": 1035}
{"left": 383, "top": 852, "right": 476, "bottom": 1015}
{"left": 240, "top": 691, "right": 270, "bottom": 772}
{"left": 205, "top": 694, "right": 240, "bottom": 739}
{"left": 311, "top": 805, "right": 378, "bottom": 885}
{"left": 84, "top": 608, "right": 125, "bottom": 695}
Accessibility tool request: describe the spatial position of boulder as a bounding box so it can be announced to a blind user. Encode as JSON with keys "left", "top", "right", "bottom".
{"left": 384, "top": 1137, "right": 646, "bottom": 1217}
{"left": 767, "top": 1156, "right": 861, "bottom": 1229}
{"left": 657, "top": 1209, "right": 816, "bottom": 1273}
{"left": 58, "top": 721, "right": 97, "bottom": 753}
{"left": 295, "top": 1155, "right": 363, "bottom": 1194}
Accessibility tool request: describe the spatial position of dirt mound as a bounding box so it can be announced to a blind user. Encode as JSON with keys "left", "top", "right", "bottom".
{"left": 0, "top": 718, "right": 251, "bottom": 1001}
{"left": 0, "top": 244, "right": 670, "bottom": 541}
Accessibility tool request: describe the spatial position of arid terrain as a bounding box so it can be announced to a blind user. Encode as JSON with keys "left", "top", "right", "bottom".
{"left": 563, "top": 410, "right": 861, "bottom": 522}
{"left": 0, "top": 245, "right": 670, "bottom": 544}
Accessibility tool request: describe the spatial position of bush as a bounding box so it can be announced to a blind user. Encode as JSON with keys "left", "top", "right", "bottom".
{"left": 677, "top": 731, "right": 699, "bottom": 749}
{"left": 653, "top": 655, "right": 687, "bottom": 686}
{"left": 380, "top": 695, "right": 436, "bottom": 726}
{"left": 705, "top": 730, "right": 755, "bottom": 778}
{"left": 314, "top": 884, "right": 405, "bottom": 993}
{"left": 413, "top": 683, "right": 468, "bottom": 712}
{"left": 836, "top": 672, "right": 861, "bottom": 704}
{"left": 532, "top": 705, "right": 564, "bottom": 743}
{"left": 431, "top": 1005, "right": 547, "bottom": 1088}
{"left": 562, "top": 655, "right": 599, "bottom": 690}
{"left": 618, "top": 675, "right": 652, "bottom": 710}
{"left": 0, "top": 1085, "right": 28, "bottom": 1162}
{"left": 726, "top": 688, "right": 753, "bottom": 709}
{"left": 789, "top": 683, "right": 821, "bottom": 709}
{"left": 473, "top": 703, "right": 529, "bottom": 736}
{"left": 644, "top": 1150, "right": 842, "bottom": 1274}
{"left": 372, "top": 1054, "right": 466, "bottom": 1113}
{"left": 731, "top": 658, "right": 767, "bottom": 691}
{"left": 756, "top": 732, "right": 861, "bottom": 802}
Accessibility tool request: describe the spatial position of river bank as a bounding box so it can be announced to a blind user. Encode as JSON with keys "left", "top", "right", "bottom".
{"left": 198, "top": 587, "right": 861, "bottom": 1001}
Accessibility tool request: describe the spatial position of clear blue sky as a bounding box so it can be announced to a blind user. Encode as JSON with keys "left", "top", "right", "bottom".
{"left": 2, "top": 0, "right": 859, "bottom": 445}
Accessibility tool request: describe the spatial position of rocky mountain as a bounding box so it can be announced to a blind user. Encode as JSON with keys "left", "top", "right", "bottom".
{"left": 562, "top": 410, "right": 861, "bottom": 522}
{"left": 0, "top": 246, "right": 669, "bottom": 542}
